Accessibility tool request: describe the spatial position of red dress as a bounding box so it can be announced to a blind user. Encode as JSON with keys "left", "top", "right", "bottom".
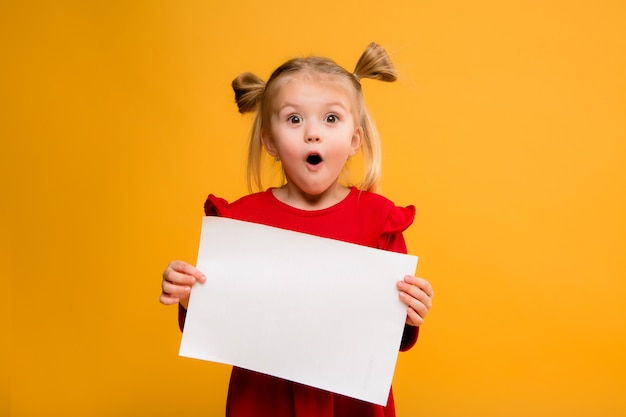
{"left": 179, "top": 187, "right": 419, "bottom": 417}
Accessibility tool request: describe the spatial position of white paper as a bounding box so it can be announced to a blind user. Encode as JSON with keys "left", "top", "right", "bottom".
{"left": 179, "top": 216, "right": 417, "bottom": 405}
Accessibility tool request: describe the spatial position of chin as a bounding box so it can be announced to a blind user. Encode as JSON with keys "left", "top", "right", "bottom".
{"left": 301, "top": 188, "right": 327, "bottom": 197}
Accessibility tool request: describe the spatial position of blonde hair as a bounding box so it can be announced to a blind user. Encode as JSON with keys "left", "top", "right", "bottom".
{"left": 232, "top": 42, "right": 396, "bottom": 193}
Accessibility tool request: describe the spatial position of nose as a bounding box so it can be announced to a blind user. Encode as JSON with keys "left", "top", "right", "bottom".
{"left": 304, "top": 122, "right": 322, "bottom": 143}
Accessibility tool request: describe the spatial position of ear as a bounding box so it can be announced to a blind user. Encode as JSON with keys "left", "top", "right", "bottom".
{"left": 349, "top": 126, "right": 363, "bottom": 156}
{"left": 261, "top": 128, "right": 278, "bottom": 157}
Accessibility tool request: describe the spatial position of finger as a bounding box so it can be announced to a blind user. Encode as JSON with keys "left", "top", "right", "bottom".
{"left": 402, "top": 275, "right": 434, "bottom": 298}
{"left": 401, "top": 282, "right": 431, "bottom": 305}
{"left": 406, "top": 306, "right": 425, "bottom": 327}
{"left": 159, "top": 292, "right": 180, "bottom": 305}
{"left": 161, "top": 280, "right": 192, "bottom": 299}
{"left": 398, "top": 291, "right": 430, "bottom": 320}
{"left": 396, "top": 280, "right": 433, "bottom": 311}
{"left": 164, "top": 268, "right": 201, "bottom": 286}
{"left": 166, "top": 260, "right": 207, "bottom": 283}
{"left": 398, "top": 277, "right": 434, "bottom": 314}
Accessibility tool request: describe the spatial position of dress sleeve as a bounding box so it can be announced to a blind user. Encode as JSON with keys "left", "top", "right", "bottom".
{"left": 204, "top": 194, "right": 233, "bottom": 217}
{"left": 178, "top": 303, "right": 187, "bottom": 332}
{"left": 399, "top": 325, "right": 419, "bottom": 351}
{"left": 378, "top": 204, "right": 415, "bottom": 253}
{"left": 378, "top": 204, "right": 420, "bottom": 351}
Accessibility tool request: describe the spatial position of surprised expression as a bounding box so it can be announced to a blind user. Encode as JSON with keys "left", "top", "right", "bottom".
{"left": 262, "top": 74, "right": 363, "bottom": 197}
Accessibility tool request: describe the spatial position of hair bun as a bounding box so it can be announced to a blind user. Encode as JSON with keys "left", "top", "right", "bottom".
{"left": 232, "top": 72, "right": 266, "bottom": 114}
{"left": 353, "top": 42, "right": 397, "bottom": 83}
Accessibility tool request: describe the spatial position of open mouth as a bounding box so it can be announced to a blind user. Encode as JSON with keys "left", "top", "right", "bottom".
{"left": 306, "top": 154, "right": 323, "bottom": 165}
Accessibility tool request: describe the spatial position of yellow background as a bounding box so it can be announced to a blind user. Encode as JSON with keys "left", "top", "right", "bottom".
{"left": 3, "top": 1, "right": 625, "bottom": 416}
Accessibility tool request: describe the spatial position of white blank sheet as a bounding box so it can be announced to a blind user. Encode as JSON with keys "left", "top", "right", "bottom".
{"left": 179, "top": 216, "right": 417, "bottom": 405}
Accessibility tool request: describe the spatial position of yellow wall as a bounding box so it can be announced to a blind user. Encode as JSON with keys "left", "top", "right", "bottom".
{"left": 4, "top": 1, "right": 625, "bottom": 416}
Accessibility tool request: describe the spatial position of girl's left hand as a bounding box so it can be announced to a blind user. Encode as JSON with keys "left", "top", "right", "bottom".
{"left": 397, "top": 275, "right": 434, "bottom": 327}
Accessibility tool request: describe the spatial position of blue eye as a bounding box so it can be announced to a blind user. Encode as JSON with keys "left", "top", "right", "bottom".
{"left": 287, "top": 115, "right": 302, "bottom": 124}
{"left": 325, "top": 114, "right": 339, "bottom": 123}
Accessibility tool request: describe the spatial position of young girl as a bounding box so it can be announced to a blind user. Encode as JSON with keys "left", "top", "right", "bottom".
{"left": 160, "top": 42, "right": 434, "bottom": 417}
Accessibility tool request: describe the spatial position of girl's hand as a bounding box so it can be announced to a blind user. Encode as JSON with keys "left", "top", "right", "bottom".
{"left": 397, "top": 275, "right": 434, "bottom": 327}
{"left": 160, "top": 260, "right": 206, "bottom": 309}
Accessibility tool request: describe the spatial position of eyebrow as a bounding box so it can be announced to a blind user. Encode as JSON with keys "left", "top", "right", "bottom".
{"left": 277, "top": 101, "right": 349, "bottom": 112}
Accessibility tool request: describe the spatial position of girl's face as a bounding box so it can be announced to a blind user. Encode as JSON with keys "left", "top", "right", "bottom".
{"left": 262, "top": 73, "right": 362, "bottom": 203}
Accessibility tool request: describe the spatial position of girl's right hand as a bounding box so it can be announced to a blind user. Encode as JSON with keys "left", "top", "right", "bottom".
{"left": 160, "top": 260, "right": 206, "bottom": 309}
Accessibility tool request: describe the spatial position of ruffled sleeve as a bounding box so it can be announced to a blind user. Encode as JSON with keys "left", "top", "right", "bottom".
{"left": 204, "top": 194, "right": 234, "bottom": 217}
{"left": 378, "top": 204, "right": 416, "bottom": 253}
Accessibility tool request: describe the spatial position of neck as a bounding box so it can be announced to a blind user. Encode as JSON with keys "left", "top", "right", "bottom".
{"left": 272, "top": 182, "right": 351, "bottom": 210}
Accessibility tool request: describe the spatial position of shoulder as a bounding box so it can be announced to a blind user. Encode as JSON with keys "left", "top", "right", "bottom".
{"left": 204, "top": 190, "right": 272, "bottom": 217}
{"left": 353, "top": 189, "right": 415, "bottom": 218}
{"left": 354, "top": 189, "right": 398, "bottom": 208}
{"left": 352, "top": 189, "right": 416, "bottom": 234}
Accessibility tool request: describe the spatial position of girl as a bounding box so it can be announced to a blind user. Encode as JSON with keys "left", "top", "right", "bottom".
{"left": 160, "top": 42, "right": 434, "bottom": 417}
